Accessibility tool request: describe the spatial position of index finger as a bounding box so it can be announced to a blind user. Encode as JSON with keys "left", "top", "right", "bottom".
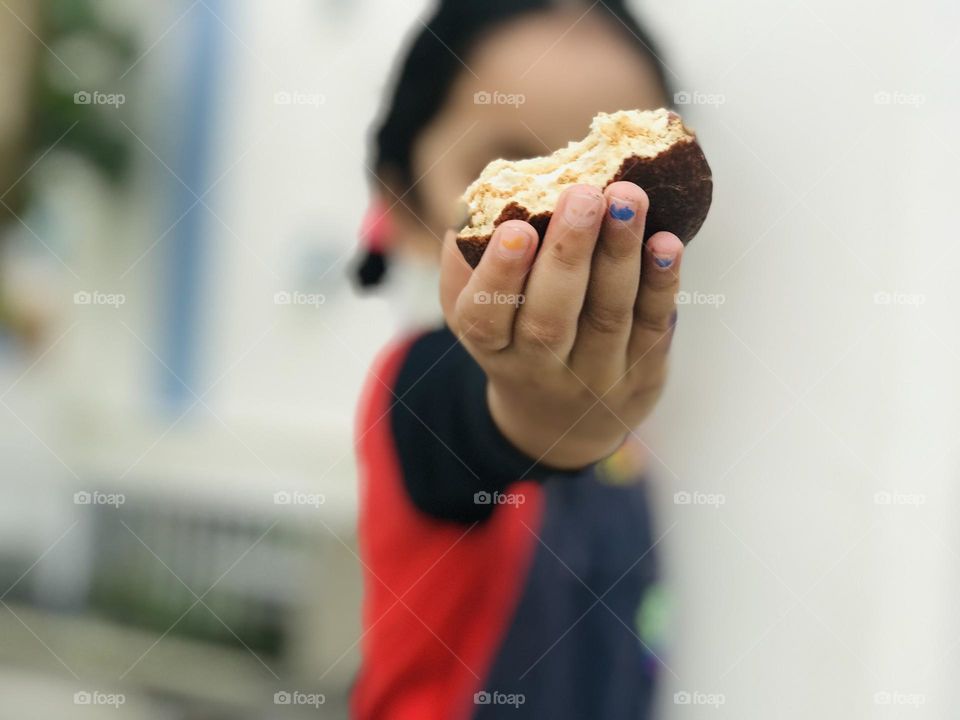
{"left": 449, "top": 220, "right": 538, "bottom": 353}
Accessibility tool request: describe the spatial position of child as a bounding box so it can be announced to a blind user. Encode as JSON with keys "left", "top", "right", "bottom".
{"left": 353, "top": 1, "right": 684, "bottom": 717}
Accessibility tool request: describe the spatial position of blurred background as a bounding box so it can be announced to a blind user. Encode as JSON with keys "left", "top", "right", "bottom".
{"left": 0, "top": 0, "right": 958, "bottom": 718}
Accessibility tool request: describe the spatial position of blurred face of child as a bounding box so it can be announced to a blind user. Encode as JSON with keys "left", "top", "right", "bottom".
{"left": 386, "top": 8, "right": 668, "bottom": 260}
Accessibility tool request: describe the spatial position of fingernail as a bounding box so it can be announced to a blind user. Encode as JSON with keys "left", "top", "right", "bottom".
{"left": 563, "top": 191, "right": 603, "bottom": 227}
{"left": 496, "top": 227, "right": 532, "bottom": 259}
{"left": 670, "top": 310, "right": 678, "bottom": 329}
{"left": 608, "top": 197, "right": 637, "bottom": 222}
{"left": 653, "top": 253, "right": 675, "bottom": 269}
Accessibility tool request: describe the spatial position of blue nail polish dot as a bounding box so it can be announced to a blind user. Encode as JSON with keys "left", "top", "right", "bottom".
{"left": 655, "top": 256, "right": 673, "bottom": 268}
{"left": 609, "top": 203, "right": 635, "bottom": 221}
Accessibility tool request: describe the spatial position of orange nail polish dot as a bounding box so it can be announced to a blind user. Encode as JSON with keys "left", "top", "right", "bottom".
{"left": 501, "top": 234, "right": 528, "bottom": 252}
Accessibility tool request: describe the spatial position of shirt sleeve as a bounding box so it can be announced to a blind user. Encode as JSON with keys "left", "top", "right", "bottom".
{"left": 387, "top": 327, "right": 585, "bottom": 523}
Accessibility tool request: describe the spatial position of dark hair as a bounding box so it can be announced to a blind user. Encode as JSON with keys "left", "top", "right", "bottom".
{"left": 355, "top": 0, "right": 672, "bottom": 288}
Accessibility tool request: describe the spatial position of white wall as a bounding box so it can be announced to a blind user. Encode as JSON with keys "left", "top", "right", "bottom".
{"left": 642, "top": 0, "right": 960, "bottom": 716}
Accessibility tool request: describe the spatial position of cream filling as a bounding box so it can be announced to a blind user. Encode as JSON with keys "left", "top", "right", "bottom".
{"left": 459, "top": 108, "right": 692, "bottom": 238}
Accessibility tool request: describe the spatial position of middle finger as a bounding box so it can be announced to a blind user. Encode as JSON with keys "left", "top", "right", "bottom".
{"left": 514, "top": 184, "right": 605, "bottom": 359}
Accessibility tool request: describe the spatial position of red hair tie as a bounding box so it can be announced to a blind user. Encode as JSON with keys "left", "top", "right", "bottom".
{"left": 355, "top": 199, "right": 394, "bottom": 288}
{"left": 359, "top": 198, "right": 393, "bottom": 253}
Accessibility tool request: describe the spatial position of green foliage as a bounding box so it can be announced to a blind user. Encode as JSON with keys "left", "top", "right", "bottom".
{"left": 31, "top": 0, "right": 139, "bottom": 183}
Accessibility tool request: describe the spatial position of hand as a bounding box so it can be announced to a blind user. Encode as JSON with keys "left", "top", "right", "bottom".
{"left": 441, "top": 182, "right": 682, "bottom": 469}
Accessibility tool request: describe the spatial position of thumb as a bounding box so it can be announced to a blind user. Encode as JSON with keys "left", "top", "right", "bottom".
{"left": 440, "top": 229, "right": 473, "bottom": 328}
